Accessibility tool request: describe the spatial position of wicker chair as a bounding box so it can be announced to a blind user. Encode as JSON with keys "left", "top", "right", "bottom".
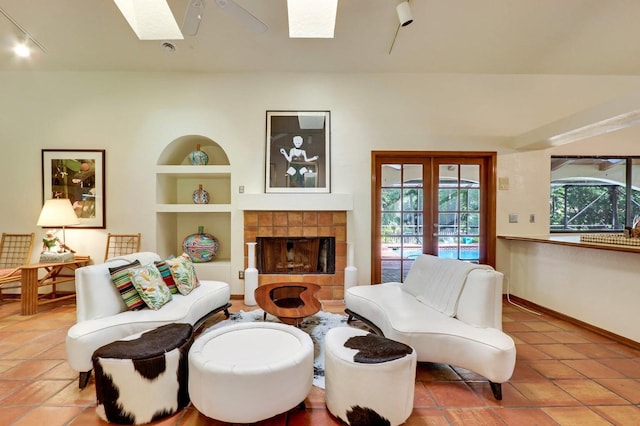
{"left": 0, "top": 233, "right": 35, "bottom": 301}
{"left": 104, "top": 233, "right": 141, "bottom": 262}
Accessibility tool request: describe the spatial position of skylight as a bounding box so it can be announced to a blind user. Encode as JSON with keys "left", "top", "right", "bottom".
{"left": 287, "top": 0, "right": 338, "bottom": 38}
{"left": 113, "top": 0, "right": 184, "bottom": 40}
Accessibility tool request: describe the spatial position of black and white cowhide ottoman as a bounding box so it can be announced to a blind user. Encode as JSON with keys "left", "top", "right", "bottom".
{"left": 91, "top": 323, "right": 194, "bottom": 425}
{"left": 324, "top": 327, "right": 417, "bottom": 426}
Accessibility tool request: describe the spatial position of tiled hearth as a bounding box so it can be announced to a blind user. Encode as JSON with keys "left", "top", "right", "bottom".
{"left": 243, "top": 211, "right": 347, "bottom": 300}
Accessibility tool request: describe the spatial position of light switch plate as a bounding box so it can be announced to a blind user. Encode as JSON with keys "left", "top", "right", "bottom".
{"left": 509, "top": 213, "right": 518, "bottom": 223}
{"left": 498, "top": 177, "right": 509, "bottom": 190}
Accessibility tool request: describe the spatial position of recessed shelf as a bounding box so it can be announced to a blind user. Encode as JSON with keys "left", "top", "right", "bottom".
{"left": 156, "top": 204, "right": 232, "bottom": 213}
{"left": 156, "top": 137, "right": 232, "bottom": 283}
{"left": 155, "top": 165, "right": 231, "bottom": 177}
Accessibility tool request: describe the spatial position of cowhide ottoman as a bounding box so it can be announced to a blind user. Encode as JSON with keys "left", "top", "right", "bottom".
{"left": 91, "top": 323, "right": 194, "bottom": 425}
{"left": 188, "top": 322, "right": 314, "bottom": 423}
{"left": 324, "top": 327, "right": 417, "bottom": 426}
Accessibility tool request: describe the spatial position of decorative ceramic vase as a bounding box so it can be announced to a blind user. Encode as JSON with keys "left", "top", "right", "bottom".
{"left": 192, "top": 184, "right": 210, "bottom": 204}
{"left": 344, "top": 242, "right": 358, "bottom": 290}
{"left": 188, "top": 144, "right": 209, "bottom": 166}
{"left": 182, "top": 226, "right": 218, "bottom": 263}
{"left": 244, "top": 242, "right": 258, "bottom": 306}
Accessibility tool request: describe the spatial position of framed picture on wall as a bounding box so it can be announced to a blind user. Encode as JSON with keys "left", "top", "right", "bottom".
{"left": 42, "top": 149, "right": 106, "bottom": 228}
{"left": 265, "top": 110, "right": 331, "bottom": 193}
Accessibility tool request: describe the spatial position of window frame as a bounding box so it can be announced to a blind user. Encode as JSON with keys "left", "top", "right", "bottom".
{"left": 550, "top": 155, "right": 640, "bottom": 233}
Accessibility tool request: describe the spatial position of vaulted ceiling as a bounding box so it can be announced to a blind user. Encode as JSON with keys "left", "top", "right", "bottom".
{"left": 2, "top": 0, "right": 640, "bottom": 148}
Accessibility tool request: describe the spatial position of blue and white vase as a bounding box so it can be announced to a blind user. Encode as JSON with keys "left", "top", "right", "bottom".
{"left": 192, "top": 184, "right": 210, "bottom": 204}
{"left": 188, "top": 144, "right": 209, "bottom": 165}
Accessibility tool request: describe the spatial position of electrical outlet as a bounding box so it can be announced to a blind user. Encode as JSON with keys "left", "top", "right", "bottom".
{"left": 529, "top": 213, "right": 536, "bottom": 223}
{"left": 239, "top": 185, "right": 245, "bottom": 194}
{"left": 238, "top": 270, "right": 244, "bottom": 279}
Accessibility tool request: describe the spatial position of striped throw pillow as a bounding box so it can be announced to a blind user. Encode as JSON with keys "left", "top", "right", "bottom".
{"left": 109, "top": 260, "right": 144, "bottom": 310}
{"left": 154, "top": 260, "right": 178, "bottom": 294}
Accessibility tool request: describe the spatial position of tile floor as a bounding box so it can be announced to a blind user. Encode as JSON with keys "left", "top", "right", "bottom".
{"left": 0, "top": 298, "right": 639, "bottom": 425}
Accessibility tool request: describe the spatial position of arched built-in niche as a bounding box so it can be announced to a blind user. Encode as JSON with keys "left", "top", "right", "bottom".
{"left": 157, "top": 135, "right": 230, "bottom": 166}
{"left": 155, "top": 135, "right": 232, "bottom": 283}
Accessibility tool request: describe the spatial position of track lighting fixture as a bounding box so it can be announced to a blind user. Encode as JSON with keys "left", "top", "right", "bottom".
{"left": 396, "top": 1, "right": 413, "bottom": 27}
{"left": 0, "top": 6, "right": 46, "bottom": 58}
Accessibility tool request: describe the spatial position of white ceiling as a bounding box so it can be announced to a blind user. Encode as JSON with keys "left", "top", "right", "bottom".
{"left": 3, "top": 0, "right": 640, "bottom": 147}
{"left": 3, "top": 0, "right": 640, "bottom": 73}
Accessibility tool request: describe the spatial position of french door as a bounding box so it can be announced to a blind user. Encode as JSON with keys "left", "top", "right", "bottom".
{"left": 371, "top": 152, "right": 496, "bottom": 284}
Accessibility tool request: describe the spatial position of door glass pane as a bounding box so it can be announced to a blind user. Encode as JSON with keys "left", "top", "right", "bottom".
{"left": 403, "top": 213, "right": 423, "bottom": 235}
{"left": 381, "top": 164, "right": 401, "bottom": 186}
{"left": 381, "top": 259, "right": 401, "bottom": 283}
{"left": 461, "top": 236, "right": 480, "bottom": 260}
{"left": 462, "top": 188, "right": 480, "bottom": 211}
{"left": 380, "top": 162, "right": 424, "bottom": 283}
{"left": 438, "top": 237, "right": 459, "bottom": 258}
{"left": 461, "top": 213, "right": 480, "bottom": 235}
{"left": 403, "top": 188, "right": 422, "bottom": 210}
{"left": 382, "top": 188, "right": 401, "bottom": 210}
{"left": 461, "top": 164, "right": 479, "bottom": 184}
{"left": 403, "top": 164, "right": 423, "bottom": 186}
{"left": 440, "top": 164, "right": 458, "bottom": 182}
{"left": 438, "top": 213, "right": 457, "bottom": 235}
{"left": 436, "top": 163, "right": 481, "bottom": 262}
{"left": 402, "top": 236, "right": 423, "bottom": 259}
{"left": 439, "top": 189, "right": 458, "bottom": 211}
{"left": 381, "top": 212, "right": 401, "bottom": 238}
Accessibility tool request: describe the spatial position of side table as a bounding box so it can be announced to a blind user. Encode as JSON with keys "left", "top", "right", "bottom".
{"left": 254, "top": 282, "right": 321, "bottom": 326}
{"left": 20, "top": 255, "right": 90, "bottom": 315}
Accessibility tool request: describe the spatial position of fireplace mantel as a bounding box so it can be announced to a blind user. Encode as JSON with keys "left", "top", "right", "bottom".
{"left": 237, "top": 193, "right": 353, "bottom": 211}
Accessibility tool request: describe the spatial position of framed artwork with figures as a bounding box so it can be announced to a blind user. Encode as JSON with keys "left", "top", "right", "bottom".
{"left": 42, "top": 149, "right": 106, "bottom": 228}
{"left": 265, "top": 110, "right": 330, "bottom": 193}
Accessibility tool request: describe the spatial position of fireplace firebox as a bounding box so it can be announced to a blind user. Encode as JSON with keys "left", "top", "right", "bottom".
{"left": 256, "top": 237, "right": 335, "bottom": 274}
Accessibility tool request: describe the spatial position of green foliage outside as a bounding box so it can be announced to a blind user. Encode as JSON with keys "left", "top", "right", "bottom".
{"left": 550, "top": 184, "right": 640, "bottom": 231}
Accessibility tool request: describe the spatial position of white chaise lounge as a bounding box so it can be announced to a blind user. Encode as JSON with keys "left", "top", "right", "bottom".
{"left": 345, "top": 254, "right": 516, "bottom": 400}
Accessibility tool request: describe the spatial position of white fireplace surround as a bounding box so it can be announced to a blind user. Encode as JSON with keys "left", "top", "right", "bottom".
{"left": 237, "top": 193, "right": 353, "bottom": 211}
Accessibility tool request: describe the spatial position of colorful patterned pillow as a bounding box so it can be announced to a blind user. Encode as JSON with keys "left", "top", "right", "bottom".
{"left": 166, "top": 253, "right": 200, "bottom": 295}
{"left": 127, "top": 264, "right": 173, "bottom": 310}
{"left": 109, "top": 260, "right": 144, "bottom": 311}
{"left": 154, "top": 259, "right": 178, "bottom": 294}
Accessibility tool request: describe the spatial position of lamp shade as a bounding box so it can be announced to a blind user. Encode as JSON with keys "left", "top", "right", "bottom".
{"left": 37, "top": 199, "right": 80, "bottom": 227}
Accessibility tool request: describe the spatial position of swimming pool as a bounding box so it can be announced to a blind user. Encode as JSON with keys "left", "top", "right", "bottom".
{"left": 397, "top": 247, "right": 480, "bottom": 260}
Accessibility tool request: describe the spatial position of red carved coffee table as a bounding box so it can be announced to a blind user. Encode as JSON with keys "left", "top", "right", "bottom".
{"left": 254, "top": 282, "right": 322, "bottom": 326}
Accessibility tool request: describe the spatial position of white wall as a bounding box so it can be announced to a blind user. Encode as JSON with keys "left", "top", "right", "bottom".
{"left": 2, "top": 71, "right": 640, "bottom": 297}
{"left": 495, "top": 129, "right": 640, "bottom": 342}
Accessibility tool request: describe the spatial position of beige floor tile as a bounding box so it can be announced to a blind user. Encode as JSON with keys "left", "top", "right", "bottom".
{"left": 1, "top": 298, "right": 639, "bottom": 426}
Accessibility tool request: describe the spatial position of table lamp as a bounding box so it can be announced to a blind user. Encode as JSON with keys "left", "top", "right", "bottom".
{"left": 36, "top": 198, "right": 80, "bottom": 263}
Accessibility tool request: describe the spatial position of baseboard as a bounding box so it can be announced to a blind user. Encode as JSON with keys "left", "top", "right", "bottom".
{"left": 504, "top": 294, "right": 640, "bottom": 351}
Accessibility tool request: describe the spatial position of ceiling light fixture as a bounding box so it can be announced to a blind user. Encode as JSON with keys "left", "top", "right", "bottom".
{"left": 287, "top": 0, "right": 338, "bottom": 38}
{"left": 389, "top": 0, "right": 414, "bottom": 55}
{"left": 13, "top": 42, "right": 31, "bottom": 58}
{"left": 396, "top": 1, "right": 413, "bottom": 27}
{"left": 112, "top": 0, "right": 184, "bottom": 40}
{"left": 0, "top": 6, "right": 47, "bottom": 57}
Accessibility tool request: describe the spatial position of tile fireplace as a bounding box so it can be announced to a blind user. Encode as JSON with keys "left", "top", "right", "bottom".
{"left": 244, "top": 211, "right": 347, "bottom": 300}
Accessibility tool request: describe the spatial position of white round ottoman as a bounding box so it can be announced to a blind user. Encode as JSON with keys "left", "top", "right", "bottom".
{"left": 325, "top": 327, "right": 417, "bottom": 426}
{"left": 188, "top": 322, "right": 314, "bottom": 423}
